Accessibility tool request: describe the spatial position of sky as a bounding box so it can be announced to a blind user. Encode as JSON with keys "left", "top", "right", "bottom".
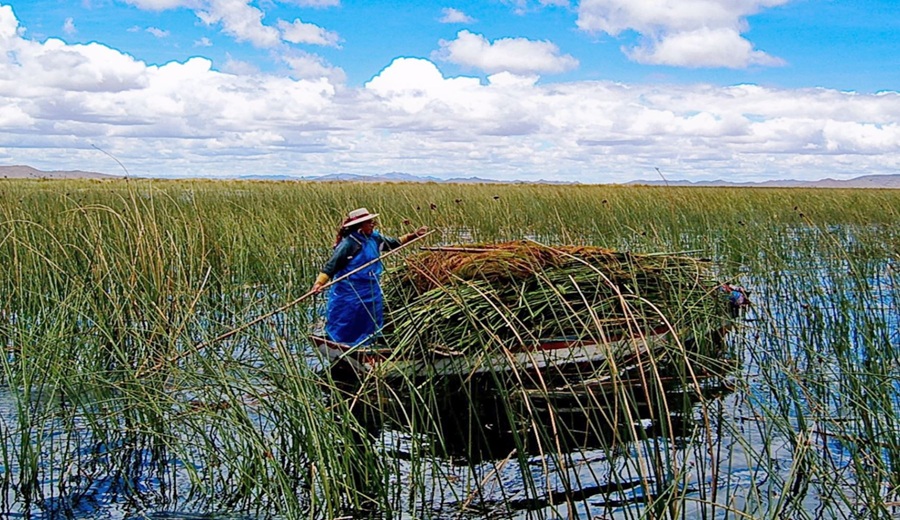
{"left": 0, "top": 0, "right": 898, "bottom": 183}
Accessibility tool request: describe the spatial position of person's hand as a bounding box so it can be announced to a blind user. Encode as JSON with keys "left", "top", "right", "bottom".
{"left": 311, "top": 273, "right": 329, "bottom": 293}
{"left": 400, "top": 226, "right": 429, "bottom": 244}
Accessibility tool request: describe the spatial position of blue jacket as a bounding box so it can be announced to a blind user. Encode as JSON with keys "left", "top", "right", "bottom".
{"left": 321, "top": 230, "right": 402, "bottom": 278}
{"left": 322, "top": 231, "right": 402, "bottom": 346}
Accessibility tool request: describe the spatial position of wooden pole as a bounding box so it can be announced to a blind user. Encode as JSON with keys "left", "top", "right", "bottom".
{"left": 140, "top": 229, "right": 436, "bottom": 375}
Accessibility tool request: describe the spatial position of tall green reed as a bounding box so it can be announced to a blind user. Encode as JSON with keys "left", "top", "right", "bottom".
{"left": 0, "top": 178, "right": 897, "bottom": 518}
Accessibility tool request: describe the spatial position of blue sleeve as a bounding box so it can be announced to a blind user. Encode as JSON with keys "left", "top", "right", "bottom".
{"left": 374, "top": 231, "right": 402, "bottom": 251}
{"left": 321, "top": 238, "right": 358, "bottom": 277}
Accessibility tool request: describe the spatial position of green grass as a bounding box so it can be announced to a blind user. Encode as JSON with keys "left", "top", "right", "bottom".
{"left": 0, "top": 178, "right": 898, "bottom": 518}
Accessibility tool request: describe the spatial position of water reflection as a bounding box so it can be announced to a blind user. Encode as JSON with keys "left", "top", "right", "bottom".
{"left": 324, "top": 362, "right": 739, "bottom": 518}
{"left": 350, "top": 371, "right": 736, "bottom": 463}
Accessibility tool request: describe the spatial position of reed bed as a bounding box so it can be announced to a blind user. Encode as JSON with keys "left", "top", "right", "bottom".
{"left": 0, "top": 178, "right": 897, "bottom": 519}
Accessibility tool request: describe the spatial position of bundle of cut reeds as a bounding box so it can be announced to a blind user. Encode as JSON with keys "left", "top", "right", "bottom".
{"left": 382, "top": 241, "right": 733, "bottom": 353}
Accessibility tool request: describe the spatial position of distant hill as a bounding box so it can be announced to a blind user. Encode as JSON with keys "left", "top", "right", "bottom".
{"left": 0, "top": 165, "right": 120, "bottom": 180}
{"left": 296, "top": 172, "right": 445, "bottom": 183}
{"left": 268, "top": 171, "right": 900, "bottom": 188}
{"left": 3, "top": 165, "right": 899, "bottom": 188}
{"left": 288, "top": 172, "right": 573, "bottom": 184}
{"left": 239, "top": 171, "right": 570, "bottom": 184}
{"left": 626, "top": 174, "right": 900, "bottom": 189}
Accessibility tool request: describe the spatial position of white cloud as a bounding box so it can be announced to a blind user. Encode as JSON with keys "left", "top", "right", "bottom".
{"left": 196, "top": 0, "right": 281, "bottom": 48}
{"left": 502, "top": 0, "right": 525, "bottom": 16}
{"left": 434, "top": 30, "right": 578, "bottom": 75}
{"left": 0, "top": 4, "right": 22, "bottom": 40}
{"left": 576, "top": 0, "right": 787, "bottom": 68}
{"left": 505, "top": 0, "right": 570, "bottom": 10}
{"left": 283, "top": 50, "right": 346, "bottom": 82}
{"left": 119, "top": 0, "right": 346, "bottom": 89}
{"left": 0, "top": 102, "right": 34, "bottom": 127}
{"left": 122, "top": 0, "right": 191, "bottom": 10}
{"left": 1, "top": 35, "right": 149, "bottom": 93}
{"left": 220, "top": 54, "right": 258, "bottom": 75}
{"left": 146, "top": 26, "right": 170, "bottom": 38}
{"left": 627, "top": 27, "right": 784, "bottom": 68}
{"left": 439, "top": 8, "right": 474, "bottom": 24}
{"left": 63, "top": 17, "right": 76, "bottom": 36}
{"left": 0, "top": 6, "right": 898, "bottom": 183}
{"left": 366, "top": 57, "right": 483, "bottom": 113}
{"left": 278, "top": 18, "right": 340, "bottom": 47}
{"left": 488, "top": 71, "right": 539, "bottom": 88}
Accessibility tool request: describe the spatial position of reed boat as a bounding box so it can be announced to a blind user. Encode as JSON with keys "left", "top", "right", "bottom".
{"left": 309, "top": 326, "right": 709, "bottom": 387}
{"left": 311, "top": 320, "right": 739, "bottom": 461}
{"left": 311, "top": 241, "right": 749, "bottom": 389}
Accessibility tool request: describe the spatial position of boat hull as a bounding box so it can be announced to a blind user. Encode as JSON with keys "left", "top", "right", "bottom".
{"left": 309, "top": 328, "right": 687, "bottom": 387}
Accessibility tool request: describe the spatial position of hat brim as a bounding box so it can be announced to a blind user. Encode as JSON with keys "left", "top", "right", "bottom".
{"left": 343, "top": 213, "right": 378, "bottom": 228}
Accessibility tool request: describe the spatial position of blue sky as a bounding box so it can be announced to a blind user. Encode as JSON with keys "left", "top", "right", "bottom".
{"left": 0, "top": 0, "right": 897, "bottom": 183}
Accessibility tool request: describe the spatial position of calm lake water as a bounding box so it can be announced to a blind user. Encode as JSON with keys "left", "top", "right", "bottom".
{"left": 1, "top": 251, "right": 898, "bottom": 519}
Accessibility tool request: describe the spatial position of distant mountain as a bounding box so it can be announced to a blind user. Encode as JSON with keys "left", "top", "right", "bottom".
{"left": 3, "top": 165, "right": 899, "bottom": 188}
{"left": 296, "top": 172, "right": 449, "bottom": 183}
{"left": 295, "top": 171, "right": 576, "bottom": 184}
{"left": 626, "top": 174, "right": 900, "bottom": 189}
{"left": 249, "top": 171, "right": 900, "bottom": 187}
{"left": 0, "top": 165, "right": 120, "bottom": 180}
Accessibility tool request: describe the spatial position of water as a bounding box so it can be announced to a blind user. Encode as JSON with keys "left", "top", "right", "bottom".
{"left": 1, "top": 250, "right": 898, "bottom": 519}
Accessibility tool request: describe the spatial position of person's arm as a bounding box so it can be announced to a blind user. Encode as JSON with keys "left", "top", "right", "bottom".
{"left": 382, "top": 226, "right": 429, "bottom": 251}
{"left": 311, "top": 272, "right": 330, "bottom": 293}
{"left": 311, "top": 239, "right": 357, "bottom": 292}
{"left": 401, "top": 226, "right": 429, "bottom": 244}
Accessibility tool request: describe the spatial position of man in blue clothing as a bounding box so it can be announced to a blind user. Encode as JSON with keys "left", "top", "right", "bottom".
{"left": 311, "top": 208, "right": 427, "bottom": 346}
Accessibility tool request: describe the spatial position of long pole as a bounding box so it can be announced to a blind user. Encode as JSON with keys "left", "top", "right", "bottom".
{"left": 140, "top": 229, "right": 436, "bottom": 375}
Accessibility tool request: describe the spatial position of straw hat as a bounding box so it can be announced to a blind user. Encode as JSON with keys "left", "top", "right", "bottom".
{"left": 343, "top": 207, "right": 379, "bottom": 227}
